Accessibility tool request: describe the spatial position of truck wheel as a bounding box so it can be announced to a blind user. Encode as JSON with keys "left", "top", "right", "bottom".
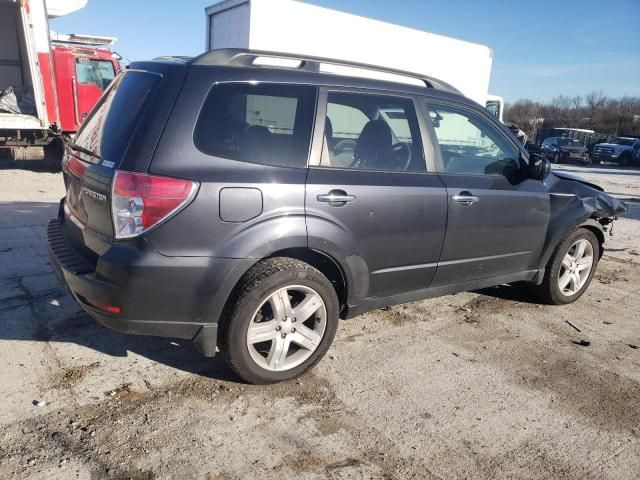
{"left": 619, "top": 152, "right": 631, "bottom": 167}
{"left": 220, "top": 257, "right": 339, "bottom": 384}
{"left": 532, "top": 228, "right": 599, "bottom": 305}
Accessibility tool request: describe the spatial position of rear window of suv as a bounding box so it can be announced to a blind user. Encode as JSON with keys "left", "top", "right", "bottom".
{"left": 194, "top": 83, "right": 316, "bottom": 168}
{"left": 74, "top": 70, "right": 160, "bottom": 166}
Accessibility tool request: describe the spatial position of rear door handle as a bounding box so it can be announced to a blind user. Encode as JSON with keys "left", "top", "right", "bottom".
{"left": 452, "top": 192, "right": 479, "bottom": 206}
{"left": 317, "top": 190, "right": 356, "bottom": 206}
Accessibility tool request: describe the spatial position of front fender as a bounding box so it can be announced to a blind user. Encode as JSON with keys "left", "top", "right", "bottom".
{"left": 538, "top": 173, "right": 628, "bottom": 268}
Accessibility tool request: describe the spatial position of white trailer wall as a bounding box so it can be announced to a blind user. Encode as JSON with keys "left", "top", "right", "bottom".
{"left": 0, "top": 3, "right": 28, "bottom": 91}
{"left": 206, "top": 0, "right": 493, "bottom": 106}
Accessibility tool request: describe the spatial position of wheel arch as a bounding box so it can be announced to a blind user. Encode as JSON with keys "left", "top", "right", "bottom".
{"left": 218, "top": 247, "right": 352, "bottom": 328}
{"left": 539, "top": 215, "right": 605, "bottom": 270}
{"left": 268, "top": 248, "right": 349, "bottom": 317}
{"left": 579, "top": 219, "right": 605, "bottom": 260}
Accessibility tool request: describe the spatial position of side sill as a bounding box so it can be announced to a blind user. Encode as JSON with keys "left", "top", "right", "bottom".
{"left": 344, "top": 270, "right": 540, "bottom": 319}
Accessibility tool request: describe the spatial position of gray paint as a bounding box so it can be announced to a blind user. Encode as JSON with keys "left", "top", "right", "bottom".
{"left": 49, "top": 51, "right": 629, "bottom": 355}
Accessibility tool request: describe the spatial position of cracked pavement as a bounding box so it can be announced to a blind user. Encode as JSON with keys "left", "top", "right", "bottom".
{"left": 0, "top": 161, "right": 639, "bottom": 479}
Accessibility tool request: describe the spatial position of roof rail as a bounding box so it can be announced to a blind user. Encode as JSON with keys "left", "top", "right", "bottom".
{"left": 152, "top": 56, "right": 193, "bottom": 63}
{"left": 191, "top": 49, "right": 460, "bottom": 95}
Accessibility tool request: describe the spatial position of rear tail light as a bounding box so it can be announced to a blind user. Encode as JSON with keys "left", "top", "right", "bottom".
{"left": 111, "top": 171, "right": 198, "bottom": 239}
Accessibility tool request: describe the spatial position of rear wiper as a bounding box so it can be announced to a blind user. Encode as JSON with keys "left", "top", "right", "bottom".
{"left": 66, "top": 141, "right": 101, "bottom": 160}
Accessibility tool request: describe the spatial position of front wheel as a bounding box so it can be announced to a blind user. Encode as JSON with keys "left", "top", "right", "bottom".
{"left": 533, "top": 228, "right": 599, "bottom": 305}
{"left": 220, "top": 258, "right": 339, "bottom": 384}
{"left": 552, "top": 152, "right": 560, "bottom": 164}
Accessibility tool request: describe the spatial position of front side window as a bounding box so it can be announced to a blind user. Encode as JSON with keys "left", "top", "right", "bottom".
{"left": 427, "top": 103, "right": 521, "bottom": 178}
{"left": 320, "top": 91, "right": 424, "bottom": 172}
{"left": 76, "top": 58, "right": 116, "bottom": 91}
{"left": 194, "top": 83, "right": 316, "bottom": 168}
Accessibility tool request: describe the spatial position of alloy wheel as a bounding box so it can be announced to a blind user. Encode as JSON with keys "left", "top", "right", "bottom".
{"left": 246, "top": 285, "right": 327, "bottom": 371}
{"left": 558, "top": 239, "right": 594, "bottom": 296}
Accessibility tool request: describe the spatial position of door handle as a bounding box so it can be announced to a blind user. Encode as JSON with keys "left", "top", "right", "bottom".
{"left": 452, "top": 192, "right": 479, "bottom": 206}
{"left": 317, "top": 190, "right": 356, "bottom": 206}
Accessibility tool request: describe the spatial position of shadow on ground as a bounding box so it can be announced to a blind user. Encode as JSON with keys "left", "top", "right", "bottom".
{"left": 0, "top": 199, "right": 240, "bottom": 383}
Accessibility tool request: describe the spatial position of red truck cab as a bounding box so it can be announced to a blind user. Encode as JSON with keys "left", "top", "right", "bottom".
{"left": 51, "top": 43, "right": 120, "bottom": 133}
{"left": 0, "top": 0, "right": 120, "bottom": 162}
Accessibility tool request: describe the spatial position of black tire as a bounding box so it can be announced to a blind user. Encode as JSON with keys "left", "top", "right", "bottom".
{"left": 592, "top": 157, "right": 601, "bottom": 165}
{"left": 44, "top": 138, "right": 64, "bottom": 162}
{"left": 532, "top": 228, "right": 600, "bottom": 305}
{"left": 619, "top": 152, "right": 631, "bottom": 167}
{"left": 220, "top": 257, "right": 339, "bottom": 384}
{"left": 553, "top": 152, "right": 560, "bottom": 164}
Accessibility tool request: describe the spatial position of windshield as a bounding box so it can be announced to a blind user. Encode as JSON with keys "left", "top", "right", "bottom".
{"left": 611, "top": 138, "right": 636, "bottom": 146}
{"left": 485, "top": 100, "right": 500, "bottom": 119}
{"left": 73, "top": 70, "right": 160, "bottom": 165}
{"left": 558, "top": 138, "right": 583, "bottom": 147}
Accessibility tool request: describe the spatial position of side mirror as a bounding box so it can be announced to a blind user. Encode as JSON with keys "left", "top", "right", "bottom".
{"left": 528, "top": 154, "right": 551, "bottom": 181}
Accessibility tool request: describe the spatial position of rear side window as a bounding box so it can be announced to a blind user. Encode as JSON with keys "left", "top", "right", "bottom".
{"left": 74, "top": 70, "right": 160, "bottom": 165}
{"left": 194, "top": 83, "right": 316, "bottom": 168}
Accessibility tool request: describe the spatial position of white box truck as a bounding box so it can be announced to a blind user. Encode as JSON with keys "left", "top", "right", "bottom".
{"left": 205, "top": 0, "right": 502, "bottom": 118}
{"left": 0, "top": 0, "right": 120, "bottom": 161}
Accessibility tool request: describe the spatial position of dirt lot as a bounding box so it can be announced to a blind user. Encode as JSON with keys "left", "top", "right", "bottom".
{"left": 0, "top": 159, "right": 639, "bottom": 480}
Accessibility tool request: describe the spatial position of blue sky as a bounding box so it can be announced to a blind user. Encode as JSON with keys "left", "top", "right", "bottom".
{"left": 51, "top": 0, "right": 640, "bottom": 103}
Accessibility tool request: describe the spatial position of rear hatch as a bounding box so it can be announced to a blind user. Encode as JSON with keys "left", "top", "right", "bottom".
{"left": 62, "top": 62, "right": 187, "bottom": 257}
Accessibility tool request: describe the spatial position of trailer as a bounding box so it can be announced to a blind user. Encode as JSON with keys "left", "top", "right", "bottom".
{"left": 0, "top": 0, "right": 120, "bottom": 161}
{"left": 205, "top": 0, "right": 501, "bottom": 117}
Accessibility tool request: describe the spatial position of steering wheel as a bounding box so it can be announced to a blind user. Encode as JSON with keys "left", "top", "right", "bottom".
{"left": 392, "top": 142, "right": 412, "bottom": 171}
{"left": 333, "top": 139, "right": 357, "bottom": 157}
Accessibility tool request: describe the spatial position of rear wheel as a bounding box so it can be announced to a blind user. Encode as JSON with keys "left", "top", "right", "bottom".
{"left": 220, "top": 258, "right": 339, "bottom": 384}
{"left": 533, "top": 228, "right": 599, "bottom": 305}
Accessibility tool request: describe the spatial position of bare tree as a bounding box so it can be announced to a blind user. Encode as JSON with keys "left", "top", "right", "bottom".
{"left": 504, "top": 92, "right": 640, "bottom": 138}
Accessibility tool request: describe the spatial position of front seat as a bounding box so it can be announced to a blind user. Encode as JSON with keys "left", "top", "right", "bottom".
{"left": 354, "top": 120, "right": 394, "bottom": 170}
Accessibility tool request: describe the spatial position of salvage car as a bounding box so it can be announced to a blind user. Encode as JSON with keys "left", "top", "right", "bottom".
{"left": 47, "top": 50, "right": 628, "bottom": 384}
{"left": 592, "top": 137, "right": 640, "bottom": 166}
{"left": 541, "top": 137, "right": 590, "bottom": 165}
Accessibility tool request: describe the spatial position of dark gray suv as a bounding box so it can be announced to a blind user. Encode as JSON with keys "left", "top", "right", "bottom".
{"left": 47, "top": 50, "right": 627, "bottom": 384}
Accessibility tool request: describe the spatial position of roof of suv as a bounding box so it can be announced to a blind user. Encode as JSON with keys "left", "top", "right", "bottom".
{"left": 188, "top": 48, "right": 462, "bottom": 97}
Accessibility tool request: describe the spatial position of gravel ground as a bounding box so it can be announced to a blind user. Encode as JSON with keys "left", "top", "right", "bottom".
{"left": 0, "top": 159, "right": 639, "bottom": 480}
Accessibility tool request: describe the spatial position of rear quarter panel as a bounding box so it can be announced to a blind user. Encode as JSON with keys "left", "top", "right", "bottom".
{"left": 146, "top": 65, "right": 308, "bottom": 259}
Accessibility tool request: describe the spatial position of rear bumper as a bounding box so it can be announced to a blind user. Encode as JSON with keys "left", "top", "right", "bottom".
{"left": 46, "top": 214, "right": 253, "bottom": 357}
